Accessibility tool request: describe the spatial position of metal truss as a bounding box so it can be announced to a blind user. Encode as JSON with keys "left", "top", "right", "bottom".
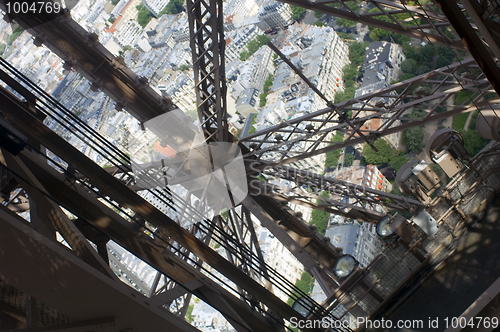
{"left": 255, "top": 165, "right": 425, "bottom": 223}
{"left": 0, "top": 4, "right": 174, "bottom": 123}
{"left": 274, "top": 0, "right": 500, "bottom": 92}
{"left": 276, "top": 0, "right": 465, "bottom": 49}
{"left": 1, "top": 0, "right": 500, "bottom": 329}
{"left": 240, "top": 58, "right": 499, "bottom": 168}
{"left": 187, "top": 0, "right": 229, "bottom": 142}
{"left": 147, "top": 222, "right": 215, "bottom": 319}
{"left": 435, "top": 0, "right": 500, "bottom": 96}
{"left": 0, "top": 80, "right": 350, "bottom": 331}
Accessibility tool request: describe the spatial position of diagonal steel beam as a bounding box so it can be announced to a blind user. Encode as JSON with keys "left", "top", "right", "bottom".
{"left": 275, "top": 0, "right": 465, "bottom": 49}
{"left": 240, "top": 59, "right": 499, "bottom": 169}
{"left": 0, "top": 83, "right": 328, "bottom": 332}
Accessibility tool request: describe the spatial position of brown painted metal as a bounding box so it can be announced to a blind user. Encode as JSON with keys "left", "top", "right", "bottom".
{"left": 275, "top": 0, "right": 465, "bottom": 50}
{"left": 0, "top": 84, "right": 322, "bottom": 331}
{"left": 435, "top": 0, "right": 500, "bottom": 97}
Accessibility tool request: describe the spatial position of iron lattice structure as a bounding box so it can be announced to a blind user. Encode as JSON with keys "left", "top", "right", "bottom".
{"left": 0, "top": 0, "right": 499, "bottom": 331}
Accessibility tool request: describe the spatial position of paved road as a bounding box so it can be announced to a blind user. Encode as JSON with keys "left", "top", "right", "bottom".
{"left": 302, "top": 11, "right": 318, "bottom": 26}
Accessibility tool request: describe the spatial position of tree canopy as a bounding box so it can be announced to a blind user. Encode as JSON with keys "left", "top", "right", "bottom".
{"left": 7, "top": 26, "right": 24, "bottom": 45}
{"left": 459, "top": 130, "right": 490, "bottom": 156}
{"left": 405, "top": 127, "right": 425, "bottom": 153}
{"left": 287, "top": 272, "right": 315, "bottom": 306}
{"left": 367, "top": 9, "right": 410, "bottom": 44}
{"left": 290, "top": 5, "right": 306, "bottom": 20}
{"left": 136, "top": 4, "right": 153, "bottom": 27}
{"left": 159, "top": 0, "right": 184, "bottom": 16}
{"left": 344, "top": 153, "right": 355, "bottom": 166}
{"left": 336, "top": 18, "right": 356, "bottom": 27}
{"left": 309, "top": 191, "right": 330, "bottom": 235}
{"left": 239, "top": 35, "right": 270, "bottom": 61}
{"left": 362, "top": 139, "right": 394, "bottom": 165}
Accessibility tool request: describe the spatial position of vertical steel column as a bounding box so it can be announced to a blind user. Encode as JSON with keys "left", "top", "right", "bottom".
{"left": 187, "top": 0, "right": 228, "bottom": 142}
{"left": 435, "top": 0, "right": 500, "bottom": 97}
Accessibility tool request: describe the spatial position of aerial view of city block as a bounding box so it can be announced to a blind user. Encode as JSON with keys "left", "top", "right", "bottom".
{"left": 0, "top": 0, "right": 499, "bottom": 331}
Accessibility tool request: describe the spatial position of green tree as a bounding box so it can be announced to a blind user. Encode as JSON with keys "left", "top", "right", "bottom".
{"left": 255, "top": 34, "right": 270, "bottom": 45}
{"left": 459, "top": 130, "right": 489, "bottom": 156}
{"left": 362, "top": 139, "right": 394, "bottom": 165}
{"left": 435, "top": 45, "right": 456, "bottom": 68}
{"left": 239, "top": 35, "right": 270, "bottom": 61}
{"left": 349, "top": 41, "right": 368, "bottom": 66}
{"left": 7, "top": 26, "right": 24, "bottom": 45}
{"left": 122, "top": 45, "right": 133, "bottom": 52}
{"left": 344, "top": 153, "right": 355, "bottom": 166}
{"left": 111, "top": 0, "right": 119, "bottom": 4}
{"left": 418, "top": 43, "right": 436, "bottom": 62}
{"left": 405, "top": 127, "right": 425, "bottom": 153}
{"left": 159, "top": 0, "right": 184, "bottom": 16}
{"left": 430, "top": 163, "right": 443, "bottom": 178}
{"left": 0, "top": 43, "right": 5, "bottom": 55}
{"left": 334, "top": 86, "right": 355, "bottom": 103}
{"left": 314, "top": 11, "right": 323, "bottom": 18}
{"left": 308, "top": 191, "right": 330, "bottom": 235}
{"left": 367, "top": 9, "right": 411, "bottom": 44}
{"left": 260, "top": 74, "right": 274, "bottom": 106}
{"left": 314, "top": 21, "right": 326, "bottom": 27}
{"left": 108, "top": 16, "right": 116, "bottom": 23}
{"left": 287, "top": 272, "right": 315, "bottom": 306}
{"left": 416, "top": 65, "right": 431, "bottom": 75}
{"left": 290, "top": 5, "right": 306, "bottom": 20}
{"left": 404, "top": 109, "right": 426, "bottom": 119}
{"left": 185, "top": 304, "right": 194, "bottom": 323}
{"left": 389, "top": 153, "right": 409, "bottom": 172}
{"left": 239, "top": 51, "right": 250, "bottom": 61}
{"left": 248, "top": 114, "right": 258, "bottom": 134}
{"left": 259, "top": 93, "right": 267, "bottom": 107}
{"left": 179, "top": 64, "right": 190, "bottom": 71}
{"left": 401, "top": 58, "right": 417, "bottom": 75}
{"left": 247, "top": 39, "right": 260, "bottom": 54}
{"left": 336, "top": 18, "right": 355, "bottom": 27}
{"left": 400, "top": 73, "right": 416, "bottom": 81}
{"left": 137, "top": 5, "right": 153, "bottom": 28}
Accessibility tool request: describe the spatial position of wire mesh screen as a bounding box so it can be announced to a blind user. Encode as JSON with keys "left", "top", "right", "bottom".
{"left": 0, "top": 279, "right": 74, "bottom": 326}
{"left": 331, "top": 242, "right": 422, "bottom": 319}
{"left": 330, "top": 144, "right": 500, "bottom": 322}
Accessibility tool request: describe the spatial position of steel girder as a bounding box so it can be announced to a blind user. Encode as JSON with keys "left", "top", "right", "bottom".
{"left": 240, "top": 58, "right": 499, "bottom": 168}
{"left": 4, "top": 0, "right": 498, "bottom": 309}
{"left": 0, "top": 0, "right": 429, "bottom": 271}
{"left": 0, "top": 204, "right": 202, "bottom": 332}
{"left": 0, "top": 84, "right": 332, "bottom": 332}
{"left": 187, "top": 0, "right": 229, "bottom": 142}
{"left": 0, "top": 147, "right": 278, "bottom": 331}
{"left": 435, "top": 0, "right": 500, "bottom": 97}
{"left": 0, "top": 5, "right": 175, "bottom": 123}
{"left": 0, "top": 140, "right": 285, "bottom": 332}
{"left": 254, "top": 165, "right": 425, "bottom": 223}
{"left": 275, "top": 0, "right": 466, "bottom": 49}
